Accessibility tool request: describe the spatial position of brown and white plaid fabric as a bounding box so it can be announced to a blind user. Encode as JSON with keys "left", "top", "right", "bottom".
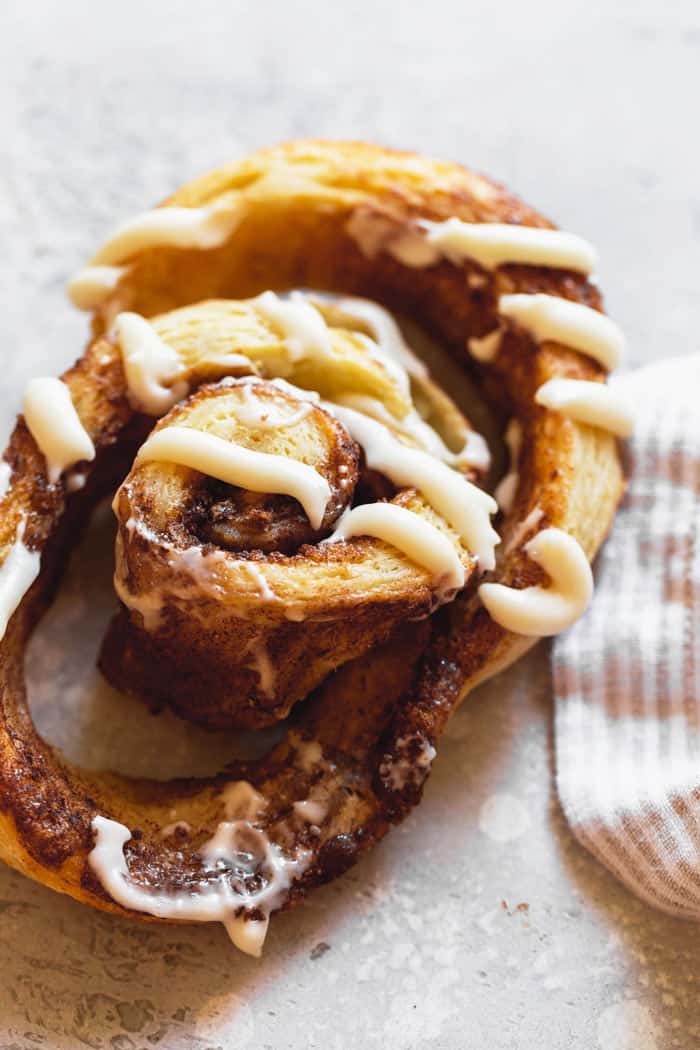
{"left": 553, "top": 355, "right": 700, "bottom": 915}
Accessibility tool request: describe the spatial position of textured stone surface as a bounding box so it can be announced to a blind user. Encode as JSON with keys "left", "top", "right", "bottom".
{"left": 1, "top": 1, "right": 699, "bottom": 1047}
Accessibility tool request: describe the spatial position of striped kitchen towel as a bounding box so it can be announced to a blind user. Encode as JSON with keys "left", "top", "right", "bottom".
{"left": 553, "top": 354, "right": 700, "bottom": 916}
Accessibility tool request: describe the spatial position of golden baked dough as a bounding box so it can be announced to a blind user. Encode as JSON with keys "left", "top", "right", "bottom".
{"left": 0, "top": 140, "right": 624, "bottom": 954}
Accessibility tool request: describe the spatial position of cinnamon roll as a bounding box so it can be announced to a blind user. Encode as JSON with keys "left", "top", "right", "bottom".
{"left": 0, "top": 140, "right": 628, "bottom": 956}
{"left": 101, "top": 364, "right": 478, "bottom": 728}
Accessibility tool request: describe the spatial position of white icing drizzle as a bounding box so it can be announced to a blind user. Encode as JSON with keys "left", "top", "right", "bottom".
{"left": 329, "top": 404, "right": 499, "bottom": 570}
{"left": 269, "top": 377, "right": 321, "bottom": 403}
{"left": 241, "top": 562, "right": 277, "bottom": 602}
{"left": 113, "top": 312, "right": 188, "bottom": 416}
{"left": 224, "top": 913, "right": 271, "bottom": 957}
{"left": 113, "top": 562, "right": 165, "bottom": 632}
{"left": 89, "top": 814, "right": 309, "bottom": 957}
{"left": 91, "top": 204, "right": 239, "bottom": 264}
{"left": 345, "top": 209, "right": 431, "bottom": 266}
{"left": 468, "top": 329, "right": 502, "bottom": 363}
{"left": 293, "top": 799, "right": 327, "bottom": 825}
{"left": 456, "top": 430, "right": 492, "bottom": 473}
{"left": 248, "top": 639, "right": 276, "bottom": 698}
{"left": 120, "top": 528, "right": 231, "bottom": 621}
{"left": 0, "top": 520, "right": 41, "bottom": 642}
{"left": 534, "top": 377, "right": 635, "bottom": 438}
{"left": 67, "top": 265, "right": 126, "bottom": 310}
{"left": 495, "top": 419, "right": 522, "bottom": 512}
{"left": 420, "top": 219, "right": 597, "bottom": 274}
{"left": 353, "top": 331, "right": 414, "bottom": 398}
{"left": 327, "top": 503, "right": 465, "bottom": 593}
{"left": 0, "top": 461, "right": 11, "bottom": 500}
{"left": 254, "top": 291, "right": 331, "bottom": 362}
{"left": 327, "top": 295, "right": 429, "bottom": 382}
{"left": 346, "top": 215, "right": 621, "bottom": 378}
{"left": 68, "top": 204, "right": 239, "bottom": 310}
{"left": 115, "top": 544, "right": 279, "bottom": 631}
{"left": 387, "top": 231, "right": 439, "bottom": 268}
{"left": 478, "top": 527, "right": 593, "bottom": 636}
{"left": 499, "top": 294, "right": 624, "bottom": 370}
{"left": 235, "top": 382, "right": 313, "bottom": 430}
{"left": 114, "top": 533, "right": 231, "bottom": 631}
{"left": 503, "top": 505, "right": 545, "bottom": 557}
{"left": 258, "top": 288, "right": 423, "bottom": 408}
{"left": 199, "top": 353, "right": 254, "bottom": 372}
{"left": 305, "top": 293, "right": 487, "bottom": 466}
{"left": 135, "top": 426, "right": 331, "bottom": 529}
{"left": 333, "top": 392, "right": 490, "bottom": 472}
{"left": 222, "top": 781, "right": 267, "bottom": 821}
{"left": 23, "top": 377, "right": 96, "bottom": 484}
{"left": 347, "top": 210, "right": 598, "bottom": 276}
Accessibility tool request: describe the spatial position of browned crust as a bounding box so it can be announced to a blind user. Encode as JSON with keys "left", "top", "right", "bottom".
{"left": 0, "top": 139, "right": 624, "bottom": 931}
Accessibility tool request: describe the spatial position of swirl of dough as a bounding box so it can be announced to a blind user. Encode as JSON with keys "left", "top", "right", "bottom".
{"left": 0, "top": 140, "right": 626, "bottom": 957}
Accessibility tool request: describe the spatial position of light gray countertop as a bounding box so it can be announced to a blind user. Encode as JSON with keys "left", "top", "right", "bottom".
{"left": 1, "top": 2, "right": 698, "bottom": 1047}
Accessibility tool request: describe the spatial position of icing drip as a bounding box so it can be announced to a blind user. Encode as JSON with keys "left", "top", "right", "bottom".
{"left": 135, "top": 426, "right": 331, "bottom": 529}
{"left": 254, "top": 291, "right": 331, "bottom": 362}
{"left": 235, "top": 382, "right": 313, "bottom": 429}
{"left": 534, "top": 377, "right": 635, "bottom": 438}
{"left": 91, "top": 204, "right": 240, "bottom": 265}
{"left": 113, "top": 313, "right": 188, "bottom": 416}
{"left": 304, "top": 293, "right": 490, "bottom": 468}
{"left": 330, "top": 404, "right": 499, "bottom": 570}
{"left": 326, "top": 503, "right": 466, "bottom": 594}
{"left": 456, "top": 430, "right": 492, "bottom": 473}
{"left": 0, "top": 461, "right": 11, "bottom": 500}
{"left": 89, "top": 814, "right": 309, "bottom": 957}
{"left": 113, "top": 562, "right": 165, "bottom": 632}
{"left": 495, "top": 420, "right": 522, "bottom": 512}
{"left": 115, "top": 542, "right": 281, "bottom": 632}
{"left": 293, "top": 799, "right": 327, "bottom": 825}
{"left": 333, "top": 393, "right": 490, "bottom": 473}
{"left": 222, "top": 781, "right": 267, "bottom": 821}
{"left": 68, "top": 203, "right": 239, "bottom": 310}
{"left": 23, "top": 377, "right": 96, "bottom": 484}
{"left": 479, "top": 527, "right": 593, "bottom": 636}
{"left": 420, "top": 219, "right": 597, "bottom": 274}
{"left": 269, "top": 377, "right": 320, "bottom": 403}
{"left": 241, "top": 562, "right": 277, "bottom": 602}
{"left": 503, "top": 505, "right": 545, "bottom": 557}
{"left": 256, "top": 289, "right": 424, "bottom": 412}
{"left": 387, "top": 232, "right": 440, "bottom": 268}
{"left": 346, "top": 216, "right": 620, "bottom": 374}
{"left": 346, "top": 210, "right": 597, "bottom": 276}
{"left": 0, "top": 520, "right": 41, "bottom": 642}
{"left": 499, "top": 294, "right": 624, "bottom": 370}
{"left": 248, "top": 639, "right": 276, "bottom": 698}
{"left": 326, "top": 295, "right": 429, "bottom": 383}
{"left": 66, "top": 265, "right": 126, "bottom": 311}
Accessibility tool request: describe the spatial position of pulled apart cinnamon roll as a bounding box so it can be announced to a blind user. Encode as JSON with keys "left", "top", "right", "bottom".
{"left": 0, "top": 141, "right": 628, "bottom": 956}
